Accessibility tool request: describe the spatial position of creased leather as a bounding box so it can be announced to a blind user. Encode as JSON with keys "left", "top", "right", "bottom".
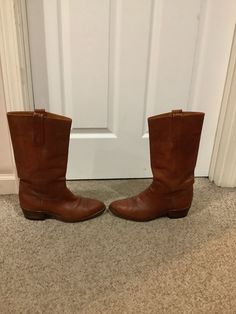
{"left": 7, "top": 110, "right": 105, "bottom": 222}
{"left": 109, "top": 110, "right": 204, "bottom": 221}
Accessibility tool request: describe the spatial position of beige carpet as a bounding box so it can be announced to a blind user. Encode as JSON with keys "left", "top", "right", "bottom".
{"left": 0, "top": 178, "right": 236, "bottom": 313}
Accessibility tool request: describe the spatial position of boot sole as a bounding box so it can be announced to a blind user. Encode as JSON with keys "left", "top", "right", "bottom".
{"left": 167, "top": 208, "right": 189, "bottom": 219}
{"left": 109, "top": 207, "right": 190, "bottom": 222}
{"left": 21, "top": 207, "right": 106, "bottom": 223}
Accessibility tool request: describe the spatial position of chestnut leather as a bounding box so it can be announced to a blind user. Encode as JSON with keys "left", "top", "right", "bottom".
{"left": 109, "top": 110, "right": 204, "bottom": 221}
{"left": 7, "top": 109, "right": 105, "bottom": 222}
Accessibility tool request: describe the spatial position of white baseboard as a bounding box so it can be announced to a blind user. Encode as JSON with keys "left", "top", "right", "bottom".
{"left": 0, "top": 174, "right": 18, "bottom": 194}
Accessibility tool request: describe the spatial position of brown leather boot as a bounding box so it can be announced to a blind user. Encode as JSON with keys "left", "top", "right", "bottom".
{"left": 7, "top": 109, "right": 105, "bottom": 222}
{"left": 109, "top": 110, "right": 204, "bottom": 221}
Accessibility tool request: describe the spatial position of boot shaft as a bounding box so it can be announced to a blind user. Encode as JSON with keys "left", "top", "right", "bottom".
{"left": 7, "top": 110, "right": 72, "bottom": 183}
{"left": 148, "top": 110, "right": 204, "bottom": 192}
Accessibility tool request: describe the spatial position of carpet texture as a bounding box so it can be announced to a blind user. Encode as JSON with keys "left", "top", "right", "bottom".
{"left": 0, "top": 178, "right": 236, "bottom": 313}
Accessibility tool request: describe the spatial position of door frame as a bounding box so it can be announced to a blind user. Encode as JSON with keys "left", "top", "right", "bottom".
{"left": 0, "top": 0, "right": 33, "bottom": 112}
{"left": 209, "top": 27, "right": 236, "bottom": 187}
{"left": 0, "top": 0, "right": 33, "bottom": 194}
{"left": 0, "top": 0, "right": 235, "bottom": 192}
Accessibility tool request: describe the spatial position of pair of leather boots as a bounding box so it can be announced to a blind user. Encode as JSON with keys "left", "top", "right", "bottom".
{"left": 7, "top": 109, "right": 204, "bottom": 222}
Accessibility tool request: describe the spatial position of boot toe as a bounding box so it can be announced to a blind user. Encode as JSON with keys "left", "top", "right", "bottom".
{"left": 81, "top": 197, "right": 106, "bottom": 220}
{"left": 109, "top": 198, "right": 135, "bottom": 220}
{"left": 109, "top": 197, "right": 157, "bottom": 221}
{"left": 90, "top": 198, "right": 106, "bottom": 214}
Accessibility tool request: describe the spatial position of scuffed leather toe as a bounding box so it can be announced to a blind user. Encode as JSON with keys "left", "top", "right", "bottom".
{"left": 109, "top": 197, "right": 137, "bottom": 220}
{"left": 78, "top": 197, "right": 106, "bottom": 221}
{"left": 109, "top": 195, "right": 163, "bottom": 221}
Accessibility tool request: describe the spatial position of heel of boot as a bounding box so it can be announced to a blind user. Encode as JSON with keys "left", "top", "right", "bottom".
{"left": 167, "top": 208, "right": 190, "bottom": 219}
{"left": 22, "top": 208, "right": 48, "bottom": 220}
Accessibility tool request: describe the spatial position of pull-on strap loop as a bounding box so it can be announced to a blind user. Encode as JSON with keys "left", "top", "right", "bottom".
{"left": 172, "top": 109, "right": 183, "bottom": 142}
{"left": 172, "top": 109, "right": 183, "bottom": 115}
{"left": 33, "top": 109, "right": 46, "bottom": 145}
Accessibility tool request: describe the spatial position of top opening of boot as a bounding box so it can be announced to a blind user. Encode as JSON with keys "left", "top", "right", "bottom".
{"left": 7, "top": 111, "right": 71, "bottom": 121}
{"left": 148, "top": 111, "right": 204, "bottom": 120}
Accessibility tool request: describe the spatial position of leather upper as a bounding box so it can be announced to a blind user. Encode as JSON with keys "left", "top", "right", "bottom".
{"left": 7, "top": 110, "right": 105, "bottom": 222}
{"left": 109, "top": 110, "right": 204, "bottom": 221}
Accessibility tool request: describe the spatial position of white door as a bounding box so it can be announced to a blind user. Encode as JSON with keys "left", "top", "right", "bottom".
{"left": 26, "top": 0, "right": 236, "bottom": 179}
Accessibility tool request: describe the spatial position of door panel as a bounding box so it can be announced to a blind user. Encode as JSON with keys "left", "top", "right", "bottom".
{"left": 70, "top": 0, "right": 110, "bottom": 128}
{"left": 143, "top": 0, "right": 201, "bottom": 132}
{"left": 27, "top": 0, "right": 235, "bottom": 179}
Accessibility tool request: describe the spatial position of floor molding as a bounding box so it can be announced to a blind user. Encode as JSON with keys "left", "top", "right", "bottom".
{"left": 0, "top": 174, "right": 18, "bottom": 195}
